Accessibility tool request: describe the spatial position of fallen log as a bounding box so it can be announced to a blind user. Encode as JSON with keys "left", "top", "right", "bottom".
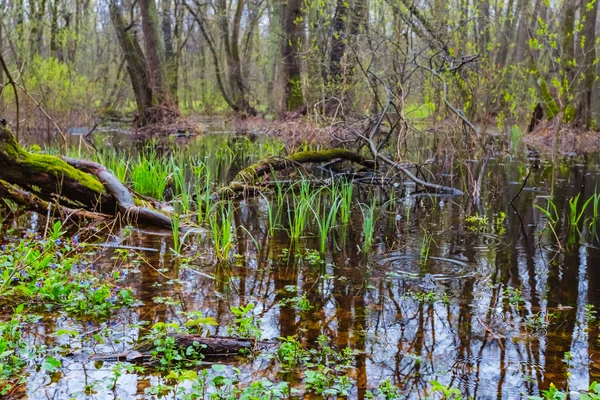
{"left": 63, "top": 158, "right": 174, "bottom": 229}
{"left": 0, "top": 180, "right": 109, "bottom": 222}
{"left": 0, "top": 123, "right": 117, "bottom": 213}
{"left": 88, "top": 335, "right": 274, "bottom": 363}
{"left": 0, "top": 122, "right": 175, "bottom": 228}
{"left": 211, "top": 149, "right": 375, "bottom": 200}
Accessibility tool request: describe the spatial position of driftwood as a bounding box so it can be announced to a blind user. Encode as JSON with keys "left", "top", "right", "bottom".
{"left": 88, "top": 335, "right": 274, "bottom": 363}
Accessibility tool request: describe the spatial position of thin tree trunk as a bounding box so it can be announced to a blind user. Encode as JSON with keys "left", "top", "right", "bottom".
{"left": 162, "top": 0, "right": 178, "bottom": 99}
{"left": 577, "top": 0, "right": 597, "bottom": 127}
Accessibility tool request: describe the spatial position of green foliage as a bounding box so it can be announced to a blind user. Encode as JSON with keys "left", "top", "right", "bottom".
{"left": 143, "top": 322, "right": 206, "bottom": 370}
{"left": 25, "top": 56, "right": 96, "bottom": 113}
{"left": 430, "top": 380, "right": 464, "bottom": 399}
{"left": 0, "top": 222, "right": 134, "bottom": 317}
{"left": 0, "top": 309, "right": 35, "bottom": 395}
{"left": 227, "top": 303, "right": 262, "bottom": 340}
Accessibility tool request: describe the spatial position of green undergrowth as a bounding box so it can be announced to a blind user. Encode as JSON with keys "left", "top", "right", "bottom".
{"left": 0, "top": 221, "right": 134, "bottom": 317}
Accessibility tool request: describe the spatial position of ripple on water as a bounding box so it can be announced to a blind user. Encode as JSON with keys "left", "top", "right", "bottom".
{"left": 442, "top": 230, "right": 506, "bottom": 251}
{"left": 375, "top": 253, "right": 476, "bottom": 281}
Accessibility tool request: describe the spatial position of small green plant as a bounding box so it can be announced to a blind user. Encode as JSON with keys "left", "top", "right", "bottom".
{"left": 568, "top": 193, "right": 595, "bottom": 228}
{"left": 208, "top": 201, "right": 235, "bottom": 262}
{"left": 360, "top": 198, "right": 377, "bottom": 253}
{"left": 171, "top": 212, "right": 183, "bottom": 255}
{"left": 227, "top": 303, "right": 262, "bottom": 340}
{"left": 312, "top": 193, "right": 342, "bottom": 254}
{"left": 0, "top": 222, "right": 134, "bottom": 317}
{"left": 277, "top": 336, "right": 311, "bottom": 369}
{"left": 406, "top": 290, "right": 450, "bottom": 305}
{"left": 503, "top": 286, "right": 524, "bottom": 305}
{"left": 524, "top": 312, "right": 554, "bottom": 332}
{"left": 430, "top": 380, "right": 464, "bottom": 399}
{"left": 0, "top": 307, "right": 37, "bottom": 395}
{"left": 143, "top": 322, "right": 205, "bottom": 370}
{"left": 465, "top": 214, "right": 489, "bottom": 232}
{"left": 419, "top": 229, "right": 433, "bottom": 266}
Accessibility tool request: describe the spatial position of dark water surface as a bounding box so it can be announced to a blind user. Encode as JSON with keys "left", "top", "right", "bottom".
{"left": 2, "top": 128, "right": 600, "bottom": 399}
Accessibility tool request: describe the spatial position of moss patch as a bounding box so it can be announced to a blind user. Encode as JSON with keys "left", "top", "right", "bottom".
{"left": 0, "top": 126, "right": 106, "bottom": 194}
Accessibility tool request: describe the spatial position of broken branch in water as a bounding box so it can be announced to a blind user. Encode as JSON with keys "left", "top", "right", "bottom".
{"left": 88, "top": 335, "right": 275, "bottom": 363}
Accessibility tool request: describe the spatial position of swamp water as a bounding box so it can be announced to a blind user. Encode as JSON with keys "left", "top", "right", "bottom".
{"left": 1, "top": 131, "right": 600, "bottom": 400}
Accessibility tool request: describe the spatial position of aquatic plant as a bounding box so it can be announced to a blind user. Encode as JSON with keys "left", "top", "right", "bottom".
{"left": 430, "top": 380, "right": 465, "bottom": 400}
{"left": 261, "top": 193, "right": 281, "bottom": 237}
{"left": 337, "top": 180, "right": 354, "bottom": 225}
{"left": 130, "top": 149, "right": 172, "bottom": 200}
{"left": 227, "top": 303, "right": 262, "bottom": 340}
{"left": 312, "top": 192, "right": 342, "bottom": 254}
{"left": 359, "top": 198, "right": 377, "bottom": 253}
{"left": 419, "top": 228, "right": 433, "bottom": 266}
{"left": 0, "top": 308, "right": 37, "bottom": 395}
{"left": 208, "top": 201, "right": 234, "bottom": 262}
{"left": 171, "top": 212, "right": 183, "bottom": 255}
{"left": 568, "top": 193, "right": 595, "bottom": 228}
{"left": 287, "top": 177, "right": 315, "bottom": 239}
{"left": 143, "top": 322, "right": 206, "bottom": 370}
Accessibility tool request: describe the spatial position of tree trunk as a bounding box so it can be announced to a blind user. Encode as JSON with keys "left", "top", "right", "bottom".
{"left": 575, "top": 0, "right": 597, "bottom": 127}
{"left": 110, "top": 2, "right": 180, "bottom": 126}
{"left": 109, "top": 3, "right": 153, "bottom": 124}
{"left": 513, "top": 0, "right": 531, "bottom": 63}
{"left": 140, "top": 0, "right": 169, "bottom": 103}
{"left": 0, "top": 0, "right": 4, "bottom": 114}
{"left": 162, "top": 0, "right": 178, "bottom": 100}
{"left": 50, "top": 0, "right": 60, "bottom": 59}
{"left": 281, "top": 0, "right": 305, "bottom": 113}
{"left": 495, "top": 0, "right": 515, "bottom": 68}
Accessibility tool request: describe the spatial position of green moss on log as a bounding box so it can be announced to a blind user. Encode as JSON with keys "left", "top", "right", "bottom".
{"left": 0, "top": 126, "right": 106, "bottom": 194}
{"left": 234, "top": 148, "right": 375, "bottom": 184}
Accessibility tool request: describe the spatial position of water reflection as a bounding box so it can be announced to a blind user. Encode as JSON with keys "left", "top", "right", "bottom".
{"left": 1, "top": 136, "right": 599, "bottom": 399}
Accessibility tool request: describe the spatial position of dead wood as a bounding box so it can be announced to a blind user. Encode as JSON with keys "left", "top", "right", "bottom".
{"left": 0, "top": 123, "right": 175, "bottom": 229}
{"left": 63, "top": 157, "right": 175, "bottom": 229}
{"left": 211, "top": 148, "right": 375, "bottom": 200}
{"left": 88, "top": 335, "right": 274, "bottom": 363}
{"left": 0, "top": 180, "right": 108, "bottom": 222}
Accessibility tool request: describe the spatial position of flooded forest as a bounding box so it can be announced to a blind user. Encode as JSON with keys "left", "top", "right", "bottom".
{"left": 1, "top": 0, "right": 600, "bottom": 398}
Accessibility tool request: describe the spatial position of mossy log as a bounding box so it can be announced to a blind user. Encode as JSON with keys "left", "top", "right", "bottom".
{"left": 0, "top": 124, "right": 117, "bottom": 213}
{"left": 212, "top": 148, "right": 375, "bottom": 199}
{"left": 234, "top": 148, "right": 375, "bottom": 183}
{"left": 0, "top": 123, "right": 173, "bottom": 228}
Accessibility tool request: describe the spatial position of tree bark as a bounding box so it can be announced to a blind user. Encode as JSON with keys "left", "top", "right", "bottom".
{"left": 281, "top": 0, "right": 305, "bottom": 113}
{"left": 140, "top": 0, "right": 169, "bottom": 103}
{"left": 575, "top": 0, "right": 597, "bottom": 127}
{"left": 109, "top": 3, "right": 154, "bottom": 124}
